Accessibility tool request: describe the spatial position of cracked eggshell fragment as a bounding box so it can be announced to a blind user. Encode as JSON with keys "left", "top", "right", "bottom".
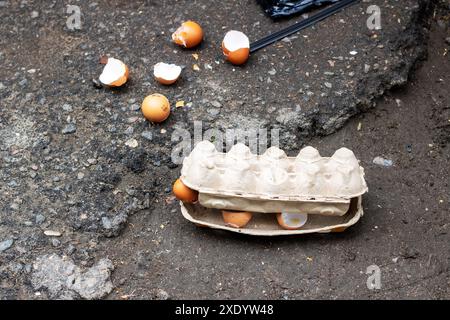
{"left": 276, "top": 212, "right": 308, "bottom": 230}
{"left": 172, "top": 21, "right": 203, "bottom": 48}
{"left": 154, "top": 62, "right": 182, "bottom": 85}
{"left": 99, "top": 58, "right": 129, "bottom": 87}
{"left": 222, "top": 30, "right": 250, "bottom": 65}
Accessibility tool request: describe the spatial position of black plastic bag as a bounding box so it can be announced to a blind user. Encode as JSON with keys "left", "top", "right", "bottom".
{"left": 257, "top": 0, "right": 341, "bottom": 19}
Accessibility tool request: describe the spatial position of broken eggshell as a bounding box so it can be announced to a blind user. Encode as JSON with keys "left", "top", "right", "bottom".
{"left": 222, "top": 30, "right": 250, "bottom": 65}
{"left": 153, "top": 62, "right": 182, "bottom": 85}
{"left": 172, "top": 21, "right": 204, "bottom": 48}
{"left": 276, "top": 212, "right": 308, "bottom": 230}
{"left": 99, "top": 57, "right": 129, "bottom": 87}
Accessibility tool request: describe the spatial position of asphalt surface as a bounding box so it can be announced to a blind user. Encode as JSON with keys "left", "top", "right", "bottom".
{"left": 0, "top": 0, "right": 449, "bottom": 299}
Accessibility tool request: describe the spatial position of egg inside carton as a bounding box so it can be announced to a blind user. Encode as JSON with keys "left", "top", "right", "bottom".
{"left": 181, "top": 141, "right": 367, "bottom": 218}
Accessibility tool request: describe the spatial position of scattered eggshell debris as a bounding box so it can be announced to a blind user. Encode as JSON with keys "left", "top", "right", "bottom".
{"left": 192, "top": 53, "right": 199, "bottom": 60}
{"left": 222, "top": 30, "right": 250, "bottom": 65}
{"left": 153, "top": 62, "right": 182, "bottom": 85}
{"left": 176, "top": 100, "right": 185, "bottom": 108}
{"left": 99, "top": 57, "right": 129, "bottom": 87}
{"left": 192, "top": 64, "right": 200, "bottom": 71}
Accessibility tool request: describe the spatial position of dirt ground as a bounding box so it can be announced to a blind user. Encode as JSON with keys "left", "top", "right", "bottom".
{"left": 0, "top": 0, "right": 449, "bottom": 300}
{"left": 104, "top": 21, "right": 450, "bottom": 300}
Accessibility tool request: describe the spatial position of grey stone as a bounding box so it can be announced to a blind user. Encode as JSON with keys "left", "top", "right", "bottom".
{"left": 62, "top": 123, "right": 77, "bottom": 134}
{"left": 155, "top": 288, "right": 170, "bottom": 300}
{"left": 210, "top": 100, "right": 222, "bottom": 108}
{"left": 62, "top": 104, "right": 73, "bottom": 112}
{"left": 65, "top": 244, "right": 76, "bottom": 255}
{"left": 51, "top": 239, "right": 61, "bottom": 247}
{"left": 31, "top": 254, "right": 114, "bottom": 299}
{"left": 0, "top": 239, "right": 14, "bottom": 252}
{"left": 129, "top": 104, "right": 140, "bottom": 111}
{"left": 124, "top": 126, "right": 134, "bottom": 135}
{"left": 101, "top": 211, "right": 128, "bottom": 237}
{"left": 69, "top": 258, "right": 114, "bottom": 299}
{"left": 141, "top": 131, "right": 153, "bottom": 141}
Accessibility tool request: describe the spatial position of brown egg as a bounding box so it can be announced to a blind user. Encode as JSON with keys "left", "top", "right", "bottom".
{"left": 141, "top": 94, "right": 170, "bottom": 123}
{"left": 172, "top": 21, "right": 203, "bottom": 49}
{"left": 222, "top": 210, "right": 253, "bottom": 228}
{"left": 173, "top": 178, "right": 198, "bottom": 203}
{"left": 222, "top": 30, "right": 250, "bottom": 65}
{"left": 276, "top": 212, "right": 308, "bottom": 230}
{"left": 99, "top": 57, "right": 129, "bottom": 87}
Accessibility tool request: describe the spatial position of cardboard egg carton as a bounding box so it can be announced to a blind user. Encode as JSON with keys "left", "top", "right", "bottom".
{"left": 181, "top": 141, "right": 367, "bottom": 216}
{"left": 180, "top": 196, "right": 363, "bottom": 236}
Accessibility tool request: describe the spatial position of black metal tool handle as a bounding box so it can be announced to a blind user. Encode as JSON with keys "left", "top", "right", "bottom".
{"left": 250, "top": 0, "right": 360, "bottom": 53}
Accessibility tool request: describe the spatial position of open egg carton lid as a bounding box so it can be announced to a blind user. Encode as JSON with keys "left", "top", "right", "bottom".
{"left": 180, "top": 196, "right": 363, "bottom": 236}
{"left": 181, "top": 141, "right": 368, "bottom": 203}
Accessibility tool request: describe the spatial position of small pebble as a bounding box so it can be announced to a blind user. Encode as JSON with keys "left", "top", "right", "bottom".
{"left": 62, "top": 104, "right": 73, "bottom": 112}
{"left": 130, "top": 104, "right": 140, "bottom": 111}
{"left": 44, "top": 230, "right": 62, "bottom": 237}
{"left": 155, "top": 289, "right": 170, "bottom": 300}
{"left": 65, "top": 244, "right": 76, "bottom": 255}
{"left": 124, "top": 126, "right": 134, "bottom": 135}
{"left": 0, "top": 239, "right": 14, "bottom": 252}
{"left": 35, "top": 214, "right": 46, "bottom": 224}
{"left": 125, "top": 138, "right": 138, "bottom": 148}
{"left": 141, "top": 131, "right": 153, "bottom": 141}
{"left": 210, "top": 101, "right": 222, "bottom": 108}
{"left": 373, "top": 156, "right": 393, "bottom": 167}
{"left": 92, "top": 78, "right": 102, "bottom": 89}
{"left": 62, "top": 123, "right": 76, "bottom": 134}
{"left": 51, "top": 239, "right": 61, "bottom": 247}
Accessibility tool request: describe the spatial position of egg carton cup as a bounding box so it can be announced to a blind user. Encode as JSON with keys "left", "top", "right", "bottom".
{"left": 181, "top": 141, "right": 368, "bottom": 216}
{"left": 180, "top": 196, "right": 363, "bottom": 236}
